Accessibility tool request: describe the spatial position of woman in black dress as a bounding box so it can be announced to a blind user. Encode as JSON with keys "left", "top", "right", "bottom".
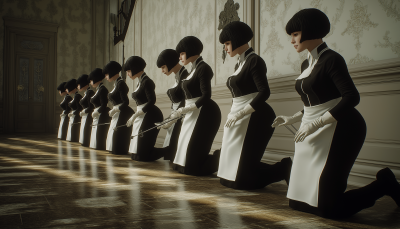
{"left": 65, "top": 79, "right": 83, "bottom": 142}
{"left": 88, "top": 68, "right": 111, "bottom": 150}
{"left": 272, "top": 8, "right": 400, "bottom": 218}
{"left": 104, "top": 61, "right": 135, "bottom": 155}
{"left": 217, "top": 21, "right": 292, "bottom": 190}
{"left": 152, "top": 49, "right": 189, "bottom": 162}
{"left": 171, "top": 36, "right": 222, "bottom": 176}
{"left": 125, "top": 56, "right": 164, "bottom": 161}
{"left": 57, "top": 82, "right": 72, "bottom": 140}
{"left": 77, "top": 74, "right": 95, "bottom": 147}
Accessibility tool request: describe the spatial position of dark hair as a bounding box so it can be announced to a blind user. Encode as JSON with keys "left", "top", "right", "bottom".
{"left": 88, "top": 68, "right": 105, "bottom": 84}
{"left": 64, "top": 79, "right": 78, "bottom": 92}
{"left": 285, "top": 8, "right": 330, "bottom": 43}
{"left": 57, "top": 82, "right": 67, "bottom": 91}
{"left": 157, "top": 49, "right": 180, "bottom": 72}
{"left": 219, "top": 21, "right": 253, "bottom": 51}
{"left": 123, "top": 56, "right": 146, "bottom": 75}
{"left": 76, "top": 74, "right": 90, "bottom": 88}
{"left": 176, "top": 36, "right": 203, "bottom": 59}
{"left": 103, "top": 61, "right": 122, "bottom": 77}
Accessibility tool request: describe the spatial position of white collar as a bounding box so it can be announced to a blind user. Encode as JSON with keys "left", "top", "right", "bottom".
{"left": 238, "top": 47, "right": 252, "bottom": 64}
{"left": 309, "top": 42, "right": 325, "bottom": 61}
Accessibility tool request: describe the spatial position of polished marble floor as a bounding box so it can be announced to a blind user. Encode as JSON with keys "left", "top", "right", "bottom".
{"left": 0, "top": 134, "right": 399, "bottom": 229}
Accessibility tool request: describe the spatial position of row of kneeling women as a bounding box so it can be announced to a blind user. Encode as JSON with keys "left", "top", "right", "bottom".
{"left": 56, "top": 8, "right": 399, "bottom": 219}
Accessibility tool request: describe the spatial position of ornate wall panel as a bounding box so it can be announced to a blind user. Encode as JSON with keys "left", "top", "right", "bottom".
{"left": 259, "top": 0, "right": 400, "bottom": 78}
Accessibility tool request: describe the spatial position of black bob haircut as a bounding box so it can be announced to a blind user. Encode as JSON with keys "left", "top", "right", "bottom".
{"left": 76, "top": 74, "right": 90, "bottom": 88}
{"left": 123, "top": 56, "right": 146, "bottom": 76}
{"left": 57, "top": 82, "right": 67, "bottom": 91}
{"left": 219, "top": 21, "right": 253, "bottom": 51}
{"left": 285, "top": 8, "right": 330, "bottom": 43}
{"left": 88, "top": 68, "right": 105, "bottom": 84}
{"left": 103, "top": 61, "right": 122, "bottom": 77}
{"left": 157, "top": 49, "right": 180, "bottom": 72}
{"left": 175, "top": 36, "right": 203, "bottom": 59}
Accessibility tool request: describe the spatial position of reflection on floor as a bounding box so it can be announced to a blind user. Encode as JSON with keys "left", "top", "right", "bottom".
{"left": 0, "top": 134, "right": 399, "bottom": 229}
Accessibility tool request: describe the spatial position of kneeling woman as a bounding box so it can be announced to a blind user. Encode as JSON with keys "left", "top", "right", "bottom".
{"left": 274, "top": 8, "right": 400, "bottom": 218}
{"left": 77, "top": 74, "right": 95, "bottom": 147}
{"left": 104, "top": 61, "right": 134, "bottom": 155}
{"left": 172, "top": 36, "right": 222, "bottom": 176}
{"left": 218, "top": 21, "right": 292, "bottom": 190}
{"left": 125, "top": 56, "right": 164, "bottom": 161}
{"left": 65, "top": 79, "right": 83, "bottom": 142}
{"left": 152, "top": 49, "right": 189, "bottom": 162}
{"left": 88, "top": 68, "right": 111, "bottom": 150}
{"left": 57, "top": 82, "right": 72, "bottom": 140}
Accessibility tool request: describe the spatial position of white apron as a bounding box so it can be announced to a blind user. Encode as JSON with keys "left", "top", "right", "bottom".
{"left": 287, "top": 97, "right": 341, "bottom": 207}
{"left": 106, "top": 104, "right": 122, "bottom": 151}
{"left": 173, "top": 97, "right": 202, "bottom": 167}
{"left": 163, "top": 102, "right": 181, "bottom": 147}
{"left": 217, "top": 92, "right": 258, "bottom": 181}
{"left": 66, "top": 111, "right": 76, "bottom": 141}
{"left": 128, "top": 103, "right": 147, "bottom": 154}
{"left": 58, "top": 115, "right": 66, "bottom": 138}
{"left": 89, "top": 107, "right": 101, "bottom": 149}
{"left": 79, "top": 113, "right": 89, "bottom": 144}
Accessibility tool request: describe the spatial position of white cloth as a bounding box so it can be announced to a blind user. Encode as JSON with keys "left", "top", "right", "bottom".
{"left": 173, "top": 97, "right": 202, "bottom": 166}
{"left": 66, "top": 114, "right": 76, "bottom": 141}
{"left": 89, "top": 107, "right": 101, "bottom": 148}
{"left": 218, "top": 92, "right": 258, "bottom": 181}
{"left": 106, "top": 104, "right": 123, "bottom": 151}
{"left": 287, "top": 97, "right": 341, "bottom": 207}
{"left": 128, "top": 103, "right": 148, "bottom": 154}
{"left": 163, "top": 102, "right": 181, "bottom": 147}
{"left": 58, "top": 115, "right": 66, "bottom": 138}
{"left": 79, "top": 114, "right": 89, "bottom": 144}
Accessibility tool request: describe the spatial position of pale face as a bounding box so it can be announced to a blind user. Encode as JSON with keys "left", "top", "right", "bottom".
{"left": 78, "top": 84, "right": 89, "bottom": 92}
{"left": 290, "top": 31, "right": 306, "bottom": 53}
{"left": 224, "top": 41, "right": 238, "bottom": 57}
{"left": 59, "top": 91, "right": 67, "bottom": 96}
{"left": 105, "top": 74, "right": 110, "bottom": 81}
{"left": 90, "top": 80, "right": 101, "bottom": 88}
{"left": 179, "top": 52, "right": 188, "bottom": 65}
{"left": 67, "top": 88, "right": 77, "bottom": 95}
{"left": 126, "top": 70, "right": 133, "bottom": 80}
{"left": 130, "top": 71, "right": 143, "bottom": 80}
{"left": 160, "top": 65, "right": 172, "bottom": 76}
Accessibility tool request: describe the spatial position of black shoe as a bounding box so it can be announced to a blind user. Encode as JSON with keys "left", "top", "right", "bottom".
{"left": 376, "top": 167, "right": 400, "bottom": 207}
{"left": 281, "top": 157, "right": 293, "bottom": 186}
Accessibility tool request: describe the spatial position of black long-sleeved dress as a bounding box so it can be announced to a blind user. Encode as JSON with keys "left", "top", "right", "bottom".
{"left": 128, "top": 73, "right": 164, "bottom": 161}
{"left": 66, "top": 91, "right": 83, "bottom": 142}
{"left": 287, "top": 42, "right": 374, "bottom": 219}
{"left": 89, "top": 83, "right": 111, "bottom": 150}
{"left": 218, "top": 48, "right": 290, "bottom": 190}
{"left": 106, "top": 77, "right": 135, "bottom": 154}
{"left": 58, "top": 94, "right": 72, "bottom": 140}
{"left": 152, "top": 66, "right": 189, "bottom": 162}
{"left": 79, "top": 88, "right": 95, "bottom": 147}
{"left": 172, "top": 56, "right": 222, "bottom": 176}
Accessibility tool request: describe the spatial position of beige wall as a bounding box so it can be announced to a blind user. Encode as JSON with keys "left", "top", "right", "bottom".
{"left": 117, "top": 0, "right": 400, "bottom": 186}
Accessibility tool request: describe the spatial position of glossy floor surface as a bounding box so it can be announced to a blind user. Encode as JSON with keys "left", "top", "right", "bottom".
{"left": 0, "top": 134, "right": 399, "bottom": 229}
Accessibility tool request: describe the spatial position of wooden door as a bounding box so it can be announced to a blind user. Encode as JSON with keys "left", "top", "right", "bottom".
{"left": 15, "top": 54, "right": 47, "bottom": 132}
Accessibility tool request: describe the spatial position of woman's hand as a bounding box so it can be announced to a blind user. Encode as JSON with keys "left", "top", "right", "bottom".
{"left": 271, "top": 111, "right": 303, "bottom": 128}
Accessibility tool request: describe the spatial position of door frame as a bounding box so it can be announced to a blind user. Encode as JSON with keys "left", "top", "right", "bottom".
{"left": 3, "top": 17, "right": 58, "bottom": 133}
